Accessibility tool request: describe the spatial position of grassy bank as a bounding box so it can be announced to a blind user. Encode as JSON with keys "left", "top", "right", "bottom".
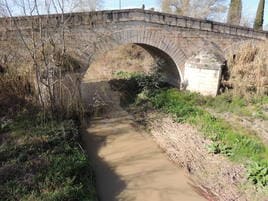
{"left": 205, "top": 93, "right": 268, "bottom": 120}
{"left": 148, "top": 89, "right": 268, "bottom": 188}
{"left": 0, "top": 112, "right": 96, "bottom": 201}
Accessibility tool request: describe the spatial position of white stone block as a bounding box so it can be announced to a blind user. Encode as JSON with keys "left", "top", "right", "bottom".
{"left": 184, "top": 51, "right": 224, "bottom": 96}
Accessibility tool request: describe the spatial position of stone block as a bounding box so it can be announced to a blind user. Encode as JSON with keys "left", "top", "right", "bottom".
{"left": 184, "top": 51, "right": 224, "bottom": 96}
{"left": 177, "top": 18, "right": 186, "bottom": 27}
{"left": 201, "top": 22, "right": 212, "bottom": 31}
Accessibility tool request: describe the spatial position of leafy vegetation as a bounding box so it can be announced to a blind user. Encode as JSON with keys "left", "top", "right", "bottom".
{"left": 148, "top": 88, "right": 268, "bottom": 187}
{"left": 208, "top": 142, "right": 233, "bottom": 157}
{"left": 114, "top": 70, "right": 165, "bottom": 91}
{"left": 0, "top": 112, "right": 96, "bottom": 201}
{"left": 248, "top": 161, "right": 268, "bottom": 187}
{"left": 111, "top": 70, "right": 169, "bottom": 107}
{"left": 114, "top": 71, "right": 142, "bottom": 80}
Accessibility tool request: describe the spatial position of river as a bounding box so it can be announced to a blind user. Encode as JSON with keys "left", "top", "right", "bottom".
{"left": 82, "top": 107, "right": 207, "bottom": 201}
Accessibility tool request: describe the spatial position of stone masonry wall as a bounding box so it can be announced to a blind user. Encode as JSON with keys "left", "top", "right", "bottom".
{"left": 0, "top": 9, "right": 267, "bottom": 96}
{"left": 0, "top": 9, "right": 267, "bottom": 40}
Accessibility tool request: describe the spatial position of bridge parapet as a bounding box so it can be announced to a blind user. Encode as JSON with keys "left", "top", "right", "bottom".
{"left": 0, "top": 9, "right": 267, "bottom": 40}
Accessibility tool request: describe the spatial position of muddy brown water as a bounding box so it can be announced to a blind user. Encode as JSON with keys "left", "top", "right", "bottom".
{"left": 82, "top": 108, "right": 207, "bottom": 201}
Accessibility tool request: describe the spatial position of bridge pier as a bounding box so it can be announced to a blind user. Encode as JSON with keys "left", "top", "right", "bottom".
{"left": 184, "top": 51, "right": 224, "bottom": 96}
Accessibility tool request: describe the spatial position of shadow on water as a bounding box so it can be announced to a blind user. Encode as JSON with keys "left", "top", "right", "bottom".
{"left": 80, "top": 80, "right": 129, "bottom": 201}
{"left": 81, "top": 122, "right": 126, "bottom": 201}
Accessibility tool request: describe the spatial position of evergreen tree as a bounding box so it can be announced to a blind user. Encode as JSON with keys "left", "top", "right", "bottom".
{"left": 227, "top": 0, "right": 242, "bottom": 25}
{"left": 254, "top": 0, "right": 265, "bottom": 30}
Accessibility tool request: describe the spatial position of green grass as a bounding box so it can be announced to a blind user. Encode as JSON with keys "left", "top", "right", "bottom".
{"left": 113, "top": 71, "right": 143, "bottom": 79}
{"left": 0, "top": 113, "right": 96, "bottom": 201}
{"left": 205, "top": 92, "right": 268, "bottom": 120}
{"left": 148, "top": 88, "right": 268, "bottom": 187}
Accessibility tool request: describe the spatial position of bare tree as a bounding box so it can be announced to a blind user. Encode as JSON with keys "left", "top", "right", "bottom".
{"left": 0, "top": 0, "right": 101, "bottom": 16}
{"left": 160, "top": 0, "right": 227, "bottom": 20}
{"left": 0, "top": 0, "right": 97, "bottom": 116}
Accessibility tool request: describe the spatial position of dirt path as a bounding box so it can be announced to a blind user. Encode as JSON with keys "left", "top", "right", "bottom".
{"left": 82, "top": 109, "right": 207, "bottom": 201}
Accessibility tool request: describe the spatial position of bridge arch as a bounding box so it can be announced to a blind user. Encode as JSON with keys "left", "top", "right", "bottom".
{"left": 82, "top": 29, "right": 187, "bottom": 85}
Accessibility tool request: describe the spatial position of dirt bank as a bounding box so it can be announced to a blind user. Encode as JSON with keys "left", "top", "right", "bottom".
{"left": 129, "top": 110, "right": 267, "bottom": 201}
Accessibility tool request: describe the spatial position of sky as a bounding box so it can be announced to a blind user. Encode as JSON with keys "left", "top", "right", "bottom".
{"left": 102, "top": 0, "right": 268, "bottom": 28}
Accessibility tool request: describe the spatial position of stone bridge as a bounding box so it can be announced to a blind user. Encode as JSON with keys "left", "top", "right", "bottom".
{"left": 1, "top": 9, "right": 267, "bottom": 96}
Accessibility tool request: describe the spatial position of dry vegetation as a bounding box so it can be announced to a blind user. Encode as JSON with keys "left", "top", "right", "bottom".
{"left": 0, "top": 51, "right": 84, "bottom": 120}
{"left": 0, "top": 68, "right": 34, "bottom": 117}
{"left": 226, "top": 41, "right": 268, "bottom": 96}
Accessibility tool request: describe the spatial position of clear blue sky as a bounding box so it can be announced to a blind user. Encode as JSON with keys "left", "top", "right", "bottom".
{"left": 102, "top": 0, "right": 268, "bottom": 27}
